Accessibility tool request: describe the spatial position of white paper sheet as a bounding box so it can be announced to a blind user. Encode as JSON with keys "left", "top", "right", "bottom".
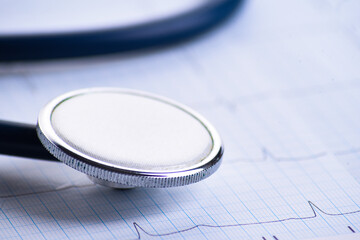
{"left": 0, "top": 0, "right": 360, "bottom": 239}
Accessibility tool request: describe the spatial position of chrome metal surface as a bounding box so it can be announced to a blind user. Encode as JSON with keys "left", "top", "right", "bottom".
{"left": 37, "top": 88, "right": 223, "bottom": 188}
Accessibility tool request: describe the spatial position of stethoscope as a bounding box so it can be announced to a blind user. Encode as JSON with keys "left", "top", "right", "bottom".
{"left": 0, "top": 0, "right": 241, "bottom": 188}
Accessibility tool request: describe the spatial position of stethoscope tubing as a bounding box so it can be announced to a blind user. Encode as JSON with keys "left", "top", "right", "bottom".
{"left": 0, "top": 0, "right": 242, "bottom": 161}
{"left": 0, "top": 0, "right": 242, "bottom": 61}
{"left": 0, "top": 120, "right": 56, "bottom": 160}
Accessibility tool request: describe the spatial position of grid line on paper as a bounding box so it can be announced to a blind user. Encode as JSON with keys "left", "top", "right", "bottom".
{"left": 201, "top": 182, "right": 254, "bottom": 239}
{"left": 227, "top": 117, "right": 318, "bottom": 237}
{"left": 235, "top": 164, "right": 298, "bottom": 239}
{"left": 1, "top": 182, "right": 47, "bottom": 240}
{"left": 13, "top": 163, "right": 71, "bottom": 240}
{"left": 123, "top": 190, "right": 162, "bottom": 239}
{"left": 143, "top": 190, "right": 186, "bottom": 240}
{"left": 252, "top": 161, "right": 318, "bottom": 237}
{"left": 308, "top": 155, "right": 360, "bottom": 233}
{"left": 219, "top": 173, "right": 275, "bottom": 237}
{"left": 245, "top": 102, "right": 350, "bottom": 234}
{"left": 164, "top": 189, "right": 209, "bottom": 239}
{"left": 276, "top": 103, "right": 360, "bottom": 234}
{"left": 130, "top": 192, "right": 360, "bottom": 239}
{"left": 0, "top": 207, "right": 23, "bottom": 240}
{"left": 98, "top": 190, "right": 137, "bottom": 237}
{"left": 306, "top": 97, "right": 360, "bottom": 220}
{"left": 184, "top": 186, "right": 232, "bottom": 239}
{"left": 228, "top": 101, "right": 341, "bottom": 236}
{"left": 37, "top": 166, "right": 95, "bottom": 240}
{"left": 64, "top": 169, "right": 119, "bottom": 239}
{"left": 229, "top": 105, "right": 329, "bottom": 238}
{"left": 0, "top": 149, "right": 360, "bottom": 239}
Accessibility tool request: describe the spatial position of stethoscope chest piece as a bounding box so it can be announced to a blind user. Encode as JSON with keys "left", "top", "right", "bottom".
{"left": 37, "top": 88, "right": 223, "bottom": 188}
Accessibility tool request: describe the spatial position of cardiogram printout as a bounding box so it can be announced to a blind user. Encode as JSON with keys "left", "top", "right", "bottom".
{"left": 0, "top": 0, "right": 360, "bottom": 239}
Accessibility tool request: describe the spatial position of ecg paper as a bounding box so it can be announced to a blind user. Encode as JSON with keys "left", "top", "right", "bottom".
{"left": 1, "top": 0, "right": 360, "bottom": 239}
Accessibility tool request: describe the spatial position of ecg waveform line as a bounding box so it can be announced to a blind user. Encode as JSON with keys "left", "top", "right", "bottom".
{"left": 1, "top": 148, "right": 360, "bottom": 240}
{"left": 1, "top": 148, "right": 359, "bottom": 199}
{"left": 227, "top": 147, "right": 360, "bottom": 163}
{"left": 1, "top": 147, "right": 356, "bottom": 199}
{"left": 205, "top": 80, "right": 360, "bottom": 110}
{"left": 132, "top": 201, "right": 360, "bottom": 239}
{"left": 0, "top": 184, "right": 94, "bottom": 199}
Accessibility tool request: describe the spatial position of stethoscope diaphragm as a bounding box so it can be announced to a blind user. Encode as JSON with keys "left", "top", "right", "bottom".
{"left": 37, "top": 88, "right": 223, "bottom": 188}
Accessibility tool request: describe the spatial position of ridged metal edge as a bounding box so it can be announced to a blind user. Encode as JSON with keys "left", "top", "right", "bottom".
{"left": 37, "top": 125, "right": 223, "bottom": 188}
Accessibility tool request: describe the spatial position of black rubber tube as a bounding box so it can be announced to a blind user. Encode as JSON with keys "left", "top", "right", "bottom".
{"left": 0, "top": 0, "right": 242, "bottom": 61}
{"left": 0, "top": 120, "right": 58, "bottom": 160}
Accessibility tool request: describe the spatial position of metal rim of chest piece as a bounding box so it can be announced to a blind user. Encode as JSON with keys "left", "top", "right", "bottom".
{"left": 36, "top": 88, "right": 223, "bottom": 188}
